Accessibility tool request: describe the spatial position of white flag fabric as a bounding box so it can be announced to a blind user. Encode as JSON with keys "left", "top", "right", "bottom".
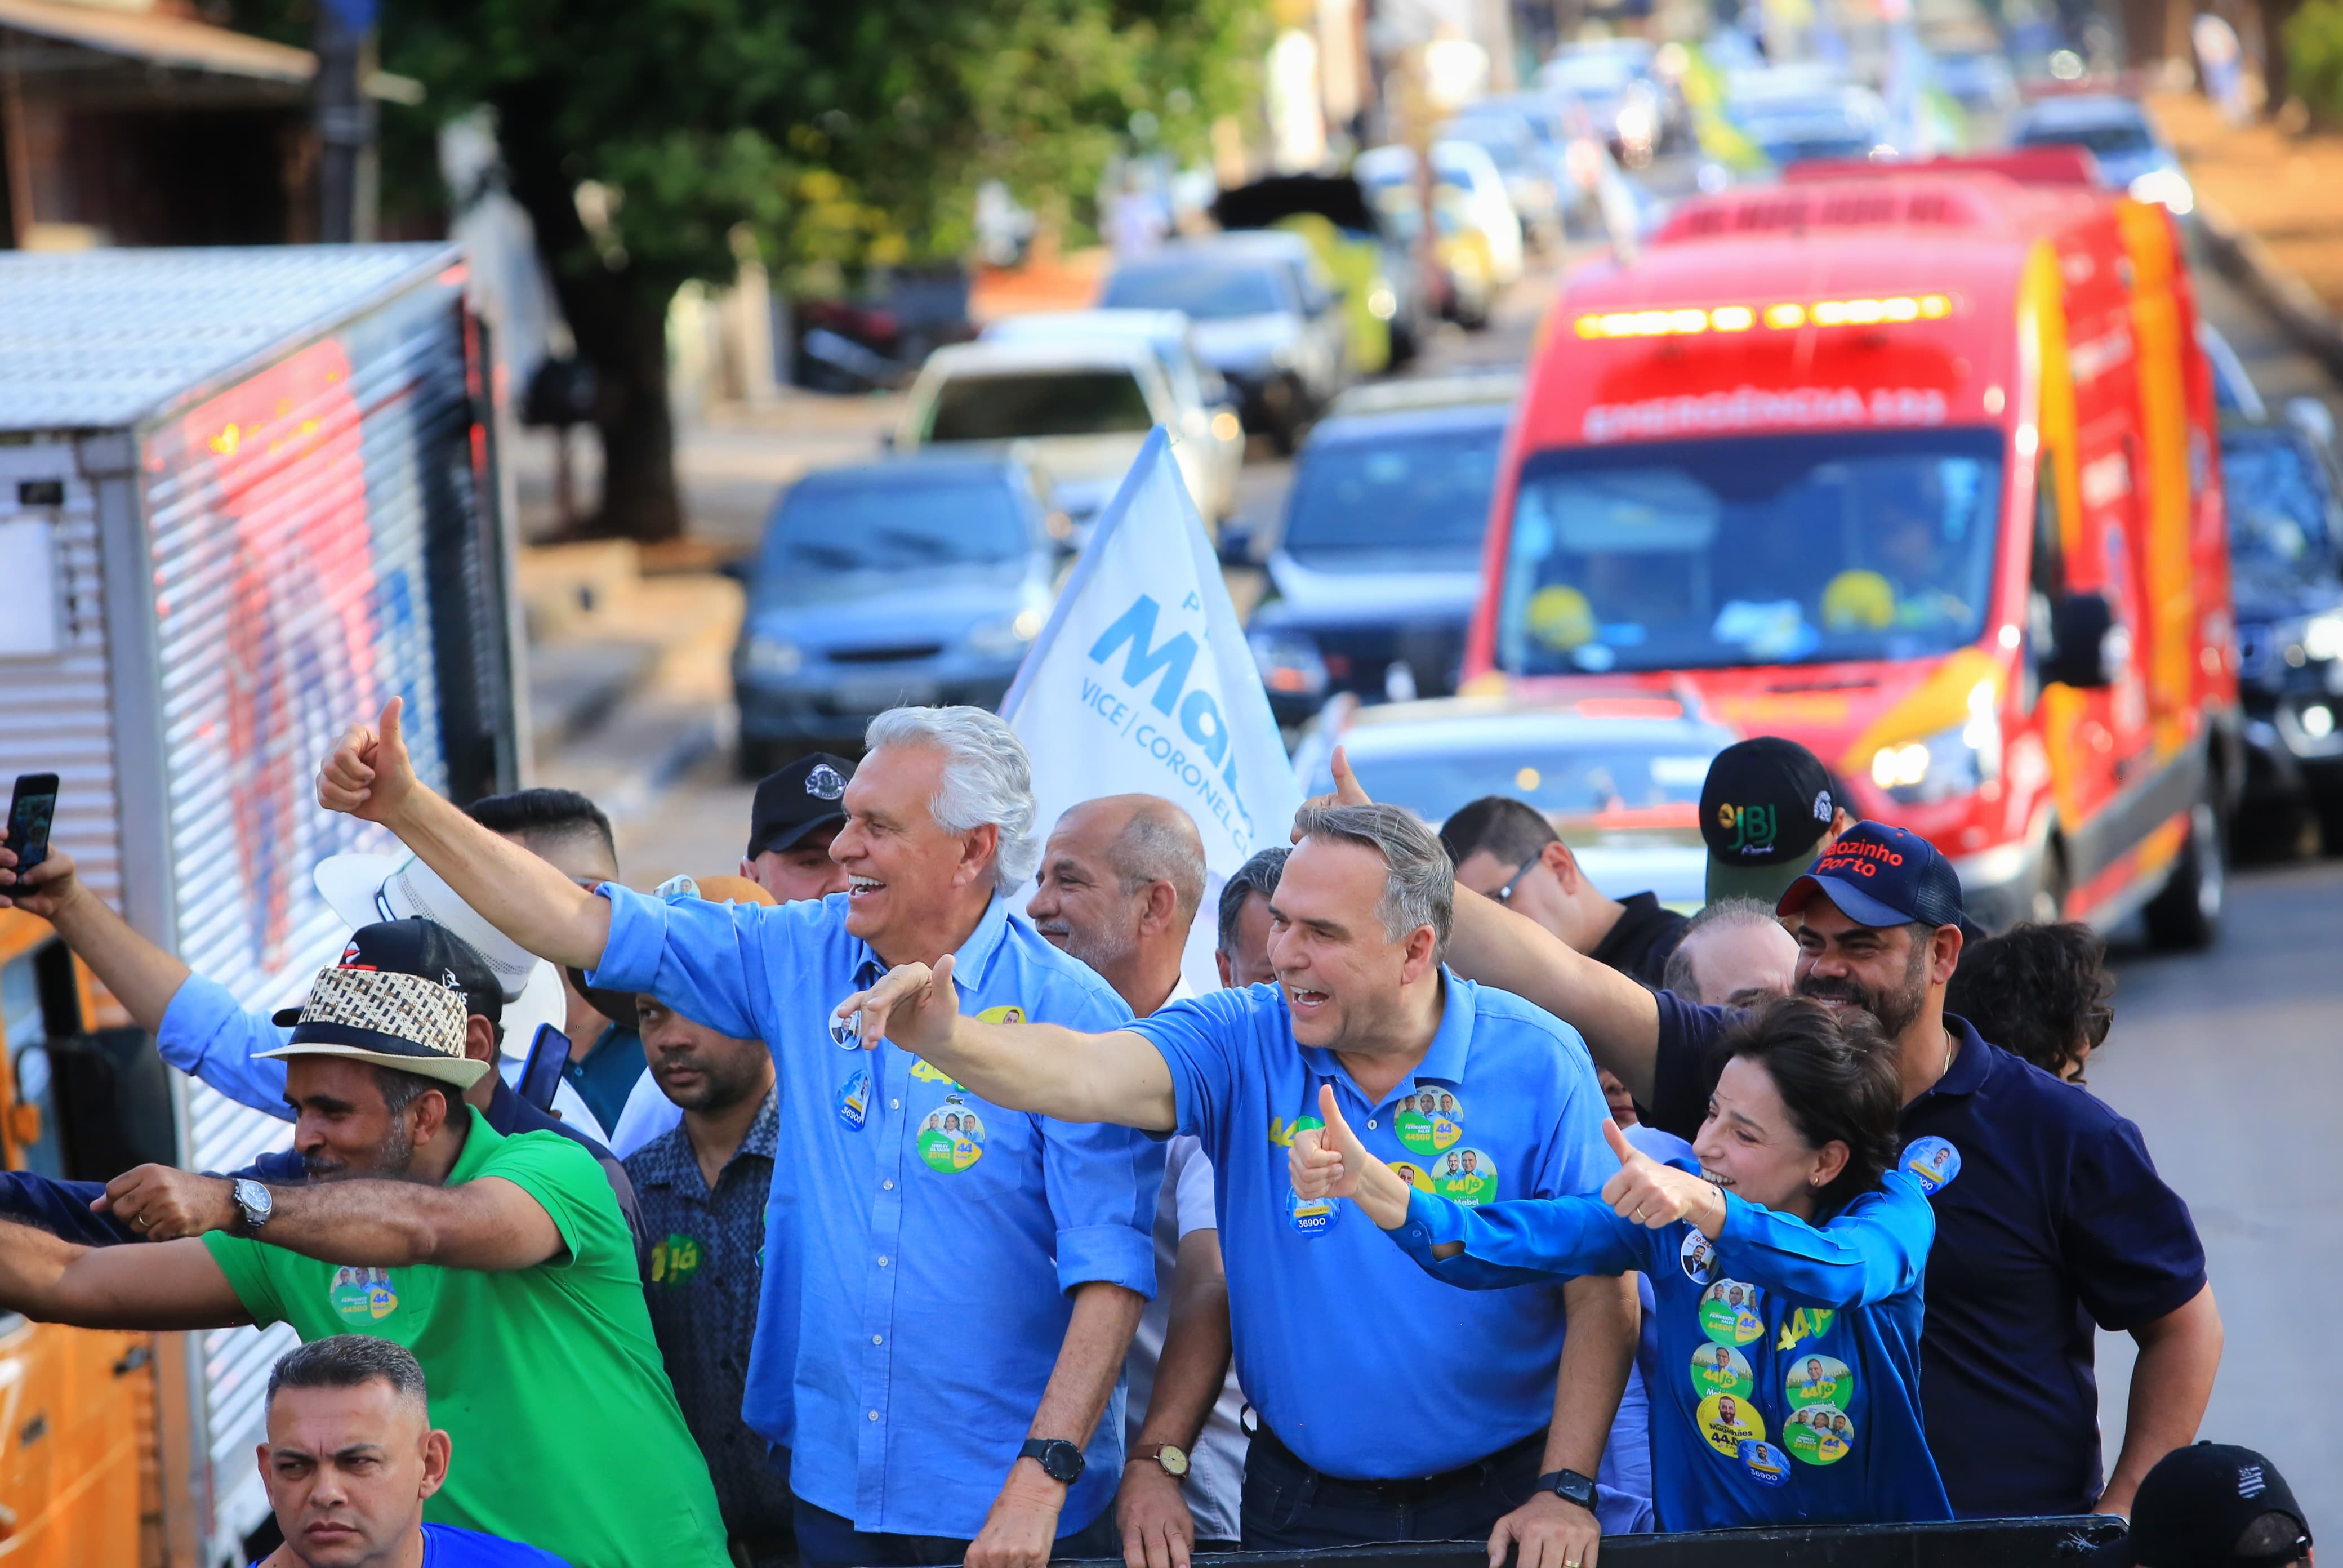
{"left": 1001, "top": 426, "right": 1303, "bottom": 995}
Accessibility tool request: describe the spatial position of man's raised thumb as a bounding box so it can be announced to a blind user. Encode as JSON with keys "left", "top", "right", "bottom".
{"left": 1330, "top": 746, "right": 1370, "bottom": 806}
{"left": 1316, "top": 1082, "right": 1356, "bottom": 1148}
{"left": 377, "top": 694, "right": 404, "bottom": 751}
{"left": 932, "top": 953, "right": 956, "bottom": 994}
{"left": 1602, "top": 1118, "right": 1638, "bottom": 1166}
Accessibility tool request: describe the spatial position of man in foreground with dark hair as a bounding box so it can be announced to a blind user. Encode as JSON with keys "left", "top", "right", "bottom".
{"left": 1441, "top": 796, "right": 1685, "bottom": 988}
{"left": 255, "top": 1335, "right": 564, "bottom": 1568}
{"left": 0, "top": 959, "right": 729, "bottom": 1567}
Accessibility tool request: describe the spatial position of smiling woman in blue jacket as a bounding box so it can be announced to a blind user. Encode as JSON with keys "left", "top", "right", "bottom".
{"left": 1291, "top": 994, "right": 1951, "bottom": 1529}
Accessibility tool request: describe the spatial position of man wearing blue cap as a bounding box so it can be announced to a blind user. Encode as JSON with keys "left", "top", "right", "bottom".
{"left": 1312, "top": 751, "right": 2223, "bottom": 1523}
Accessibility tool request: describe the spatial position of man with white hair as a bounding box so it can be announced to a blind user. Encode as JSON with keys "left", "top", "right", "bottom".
{"left": 312, "top": 700, "right": 1162, "bottom": 1568}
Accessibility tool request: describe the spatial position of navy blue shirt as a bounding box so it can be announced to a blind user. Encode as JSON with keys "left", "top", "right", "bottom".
{"left": 1393, "top": 1164, "right": 1949, "bottom": 1529}
{"left": 1650, "top": 992, "right": 2208, "bottom": 1516}
{"left": 1129, "top": 973, "right": 1615, "bottom": 1480}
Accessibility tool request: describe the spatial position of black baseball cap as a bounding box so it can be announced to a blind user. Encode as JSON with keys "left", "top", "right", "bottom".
{"left": 1701, "top": 737, "right": 1843, "bottom": 906}
{"left": 2087, "top": 1444, "right": 2311, "bottom": 1568}
{"left": 1777, "top": 821, "right": 1966, "bottom": 930}
{"left": 746, "top": 754, "right": 855, "bottom": 859}
{"left": 272, "top": 918, "right": 504, "bottom": 1027}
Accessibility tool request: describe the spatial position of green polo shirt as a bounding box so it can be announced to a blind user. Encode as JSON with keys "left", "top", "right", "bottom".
{"left": 204, "top": 1107, "right": 728, "bottom": 1568}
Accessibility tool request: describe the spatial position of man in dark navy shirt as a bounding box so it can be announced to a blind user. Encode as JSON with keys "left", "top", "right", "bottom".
{"left": 1312, "top": 743, "right": 2225, "bottom": 1521}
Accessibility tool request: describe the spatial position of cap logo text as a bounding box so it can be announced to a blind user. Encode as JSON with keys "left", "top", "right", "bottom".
{"left": 805, "top": 764, "right": 847, "bottom": 801}
{"left": 1719, "top": 802, "right": 1776, "bottom": 856}
{"left": 2239, "top": 1465, "right": 2267, "bottom": 1498}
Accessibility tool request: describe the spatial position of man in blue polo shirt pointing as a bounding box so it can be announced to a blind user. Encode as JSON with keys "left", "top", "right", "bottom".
{"left": 1403, "top": 749, "right": 2225, "bottom": 1521}
{"left": 837, "top": 803, "right": 1641, "bottom": 1567}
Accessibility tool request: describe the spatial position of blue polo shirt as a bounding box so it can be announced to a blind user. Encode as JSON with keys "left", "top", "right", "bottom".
{"left": 1391, "top": 1166, "right": 1949, "bottom": 1529}
{"left": 1127, "top": 973, "right": 1613, "bottom": 1480}
{"left": 591, "top": 888, "right": 1162, "bottom": 1540}
{"left": 1649, "top": 993, "right": 2207, "bottom": 1516}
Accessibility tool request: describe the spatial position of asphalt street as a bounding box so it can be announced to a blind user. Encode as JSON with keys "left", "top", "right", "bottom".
{"left": 599, "top": 205, "right": 2343, "bottom": 1533}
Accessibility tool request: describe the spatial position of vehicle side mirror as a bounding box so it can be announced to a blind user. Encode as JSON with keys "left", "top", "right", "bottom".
{"left": 2041, "top": 591, "right": 2127, "bottom": 688}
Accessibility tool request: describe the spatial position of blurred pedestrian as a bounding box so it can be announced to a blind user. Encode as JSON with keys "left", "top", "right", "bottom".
{"left": 1658, "top": 898, "right": 1799, "bottom": 1006}
{"left": 839, "top": 804, "right": 1640, "bottom": 1562}
{"left": 0, "top": 960, "right": 729, "bottom": 1567}
{"left": 315, "top": 700, "right": 1162, "bottom": 1568}
{"left": 1442, "top": 795, "right": 1686, "bottom": 987}
{"left": 2089, "top": 1442, "right": 2314, "bottom": 1568}
{"left": 1697, "top": 738, "right": 1852, "bottom": 908}
{"left": 1024, "top": 796, "right": 1249, "bottom": 1567}
{"left": 1944, "top": 921, "right": 2113, "bottom": 1085}
{"left": 0, "top": 913, "right": 642, "bottom": 1250}
{"left": 255, "top": 1336, "right": 564, "bottom": 1568}
{"left": 625, "top": 937, "right": 792, "bottom": 1568}
{"left": 0, "top": 788, "right": 621, "bottom": 1142}
{"left": 1213, "top": 848, "right": 1286, "bottom": 989}
{"left": 742, "top": 753, "right": 856, "bottom": 901}
{"left": 1295, "top": 995, "right": 1952, "bottom": 1528}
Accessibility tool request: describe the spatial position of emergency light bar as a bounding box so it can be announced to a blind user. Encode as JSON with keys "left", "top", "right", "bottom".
{"left": 1573, "top": 295, "right": 1954, "bottom": 340}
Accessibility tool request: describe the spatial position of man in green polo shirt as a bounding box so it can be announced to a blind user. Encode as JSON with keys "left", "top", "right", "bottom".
{"left": 0, "top": 952, "right": 727, "bottom": 1568}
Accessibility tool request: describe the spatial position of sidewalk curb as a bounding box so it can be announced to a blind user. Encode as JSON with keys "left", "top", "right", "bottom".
{"left": 2195, "top": 200, "right": 2343, "bottom": 384}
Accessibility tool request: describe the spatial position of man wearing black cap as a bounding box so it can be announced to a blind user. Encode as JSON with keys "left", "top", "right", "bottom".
{"left": 1699, "top": 736, "right": 1855, "bottom": 908}
{"left": 1311, "top": 750, "right": 2223, "bottom": 1522}
{"left": 0, "top": 919, "right": 643, "bottom": 1251}
{"left": 740, "top": 754, "right": 856, "bottom": 902}
{"left": 2096, "top": 1445, "right": 2314, "bottom": 1568}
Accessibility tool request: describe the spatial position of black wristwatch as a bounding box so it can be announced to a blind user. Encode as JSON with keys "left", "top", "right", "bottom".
{"left": 1537, "top": 1469, "right": 1598, "bottom": 1510}
{"left": 1018, "top": 1438, "right": 1086, "bottom": 1486}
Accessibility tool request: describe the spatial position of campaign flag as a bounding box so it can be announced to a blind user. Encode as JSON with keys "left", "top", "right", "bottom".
{"left": 1001, "top": 426, "right": 1303, "bottom": 992}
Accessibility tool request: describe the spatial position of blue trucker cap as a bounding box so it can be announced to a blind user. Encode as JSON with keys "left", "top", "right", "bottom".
{"left": 1776, "top": 821, "right": 1967, "bottom": 930}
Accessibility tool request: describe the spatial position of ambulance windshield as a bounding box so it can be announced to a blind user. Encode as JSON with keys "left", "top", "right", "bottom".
{"left": 1496, "top": 428, "right": 2005, "bottom": 675}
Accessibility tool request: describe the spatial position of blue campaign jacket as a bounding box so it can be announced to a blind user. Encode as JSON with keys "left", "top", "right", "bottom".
{"left": 1392, "top": 1162, "right": 1952, "bottom": 1530}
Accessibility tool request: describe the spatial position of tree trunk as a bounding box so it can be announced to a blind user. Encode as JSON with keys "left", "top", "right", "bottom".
{"left": 496, "top": 96, "right": 685, "bottom": 543}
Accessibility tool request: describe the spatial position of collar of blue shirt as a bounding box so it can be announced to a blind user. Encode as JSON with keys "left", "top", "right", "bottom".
{"left": 848, "top": 892, "right": 1017, "bottom": 991}
{"left": 1293, "top": 968, "right": 1476, "bottom": 1101}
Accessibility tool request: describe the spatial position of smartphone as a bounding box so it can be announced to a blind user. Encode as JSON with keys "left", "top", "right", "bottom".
{"left": 6, "top": 773, "right": 58, "bottom": 875}
{"left": 518, "top": 1024, "right": 571, "bottom": 1112}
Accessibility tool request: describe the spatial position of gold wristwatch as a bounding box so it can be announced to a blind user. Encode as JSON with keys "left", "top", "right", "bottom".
{"left": 1128, "top": 1442, "right": 1190, "bottom": 1481}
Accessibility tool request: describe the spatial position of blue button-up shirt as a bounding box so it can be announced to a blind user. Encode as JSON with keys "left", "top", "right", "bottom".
{"left": 590, "top": 888, "right": 1162, "bottom": 1539}
{"left": 1126, "top": 973, "right": 1613, "bottom": 1480}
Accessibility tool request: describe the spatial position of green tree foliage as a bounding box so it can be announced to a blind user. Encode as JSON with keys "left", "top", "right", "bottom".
{"left": 2288, "top": 0, "right": 2343, "bottom": 121}
{"left": 332, "top": 0, "right": 1266, "bottom": 538}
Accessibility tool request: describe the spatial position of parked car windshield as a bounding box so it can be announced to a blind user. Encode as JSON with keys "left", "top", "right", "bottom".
{"left": 1309, "top": 728, "right": 1729, "bottom": 823}
{"left": 1103, "top": 262, "right": 1288, "bottom": 319}
{"left": 925, "top": 371, "right": 1153, "bottom": 440}
{"left": 762, "top": 478, "right": 1028, "bottom": 576}
{"left": 1497, "top": 427, "right": 2005, "bottom": 674}
{"left": 2017, "top": 120, "right": 2152, "bottom": 156}
{"left": 1283, "top": 425, "right": 1505, "bottom": 568}
{"left": 2223, "top": 429, "right": 2340, "bottom": 574}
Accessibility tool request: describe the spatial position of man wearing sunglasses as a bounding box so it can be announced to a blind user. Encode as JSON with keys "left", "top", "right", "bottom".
{"left": 1439, "top": 797, "right": 1687, "bottom": 989}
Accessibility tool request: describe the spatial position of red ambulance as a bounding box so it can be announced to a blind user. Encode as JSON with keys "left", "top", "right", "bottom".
{"left": 1464, "top": 152, "right": 2241, "bottom": 943}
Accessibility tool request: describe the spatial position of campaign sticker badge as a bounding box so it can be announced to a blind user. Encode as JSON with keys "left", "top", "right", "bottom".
{"left": 1785, "top": 1353, "right": 1854, "bottom": 1413}
{"left": 1739, "top": 1440, "right": 1793, "bottom": 1487}
{"left": 917, "top": 1104, "right": 986, "bottom": 1173}
{"left": 1699, "top": 1280, "right": 1766, "bottom": 1346}
{"left": 1396, "top": 1088, "right": 1464, "bottom": 1158}
{"left": 1786, "top": 1407, "right": 1854, "bottom": 1467}
{"left": 1286, "top": 1115, "right": 1339, "bottom": 1236}
{"left": 1680, "top": 1228, "right": 1720, "bottom": 1284}
{"left": 1432, "top": 1147, "right": 1498, "bottom": 1207}
{"left": 1696, "top": 1392, "right": 1765, "bottom": 1458}
{"left": 1388, "top": 1159, "right": 1435, "bottom": 1193}
{"left": 330, "top": 1267, "right": 397, "bottom": 1323}
{"left": 836, "top": 1068, "right": 872, "bottom": 1132}
{"left": 651, "top": 1233, "right": 702, "bottom": 1288}
{"left": 1689, "top": 1342, "right": 1754, "bottom": 1401}
{"left": 828, "top": 1004, "right": 862, "bottom": 1049}
{"left": 1902, "top": 1135, "right": 1962, "bottom": 1195}
{"left": 1778, "top": 1306, "right": 1836, "bottom": 1351}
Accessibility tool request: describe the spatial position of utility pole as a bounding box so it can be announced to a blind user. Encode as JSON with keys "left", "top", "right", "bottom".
{"left": 315, "top": 0, "right": 378, "bottom": 242}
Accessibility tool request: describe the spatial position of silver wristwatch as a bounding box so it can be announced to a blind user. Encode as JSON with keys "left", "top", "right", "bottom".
{"left": 232, "top": 1178, "right": 273, "bottom": 1235}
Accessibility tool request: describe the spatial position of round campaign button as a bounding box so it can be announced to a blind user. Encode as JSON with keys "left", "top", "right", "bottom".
{"left": 917, "top": 1107, "right": 986, "bottom": 1173}
{"left": 1738, "top": 1440, "right": 1793, "bottom": 1487}
{"left": 1689, "top": 1342, "right": 1754, "bottom": 1401}
{"left": 1698, "top": 1280, "right": 1766, "bottom": 1346}
{"left": 1785, "top": 1353, "right": 1854, "bottom": 1414}
{"left": 329, "top": 1267, "right": 398, "bottom": 1323}
{"left": 1679, "top": 1228, "right": 1719, "bottom": 1284}
{"left": 1785, "top": 1407, "right": 1855, "bottom": 1467}
{"left": 1396, "top": 1088, "right": 1465, "bottom": 1159}
{"left": 836, "top": 1068, "right": 872, "bottom": 1132}
{"left": 829, "top": 1005, "right": 862, "bottom": 1049}
{"left": 1388, "top": 1159, "right": 1435, "bottom": 1194}
{"left": 1431, "top": 1147, "right": 1499, "bottom": 1207}
{"left": 1696, "top": 1392, "right": 1766, "bottom": 1459}
{"left": 1287, "top": 1114, "right": 1339, "bottom": 1237}
{"left": 1901, "top": 1135, "right": 1962, "bottom": 1195}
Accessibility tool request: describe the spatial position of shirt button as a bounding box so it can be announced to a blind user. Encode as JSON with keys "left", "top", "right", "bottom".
{"left": 873, "top": 1334, "right": 884, "bottom": 1345}
{"left": 868, "top": 1410, "right": 880, "bottom": 1422}
{"left": 877, "top": 1255, "right": 890, "bottom": 1267}
{"left": 1366, "top": 1119, "right": 1377, "bottom": 1129}
{"left": 890, "top": 1099, "right": 901, "bottom": 1110}
{"left": 883, "top": 1180, "right": 894, "bottom": 1191}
